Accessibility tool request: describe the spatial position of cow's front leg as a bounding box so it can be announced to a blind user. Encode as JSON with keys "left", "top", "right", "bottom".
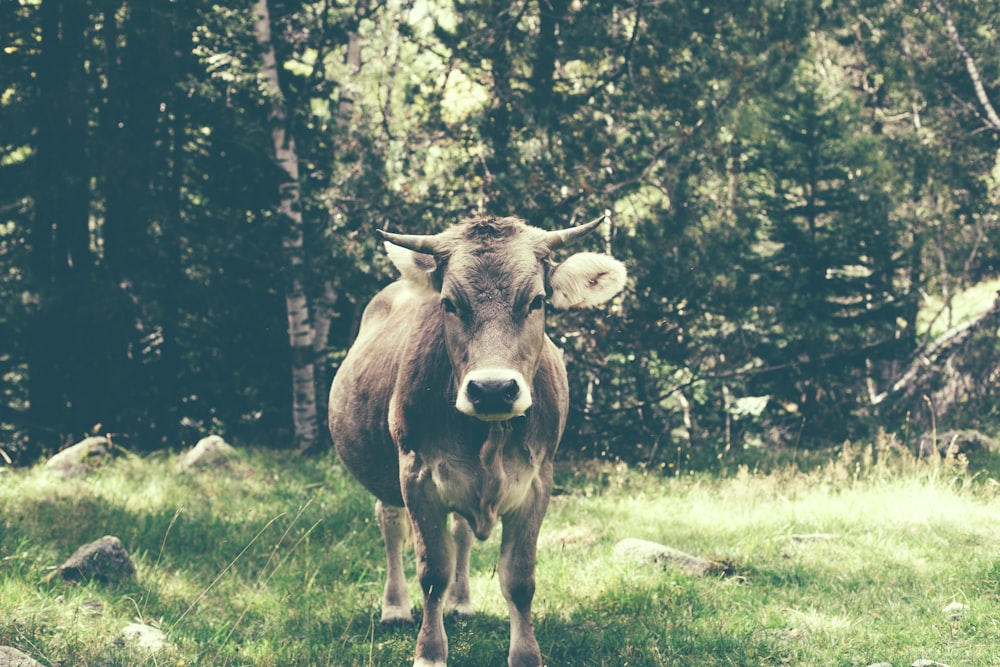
{"left": 402, "top": 471, "right": 454, "bottom": 667}
{"left": 446, "top": 514, "right": 474, "bottom": 617}
{"left": 498, "top": 474, "right": 551, "bottom": 667}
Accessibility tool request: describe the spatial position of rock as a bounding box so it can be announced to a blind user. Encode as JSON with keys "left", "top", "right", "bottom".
{"left": 117, "top": 623, "right": 169, "bottom": 655}
{"left": 179, "top": 435, "right": 237, "bottom": 470}
{"left": 57, "top": 535, "right": 135, "bottom": 583}
{"left": 539, "top": 526, "right": 600, "bottom": 550}
{"left": 911, "top": 660, "right": 951, "bottom": 667}
{"left": 79, "top": 598, "right": 105, "bottom": 616}
{"left": 612, "top": 538, "right": 719, "bottom": 576}
{"left": 0, "top": 646, "right": 43, "bottom": 667}
{"left": 942, "top": 601, "right": 966, "bottom": 621}
{"left": 788, "top": 533, "right": 836, "bottom": 543}
{"left": 917, "top": 429, "right": 998, "bottom": 458}
{"left": 866, "top": 663, "right": 893, "bottom": 667}
{"left": 45, "top": 436, "right": 111, "bottom": 479}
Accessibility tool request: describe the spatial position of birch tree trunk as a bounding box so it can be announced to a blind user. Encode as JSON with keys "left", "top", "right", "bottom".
{"left": 253, "top": 0, "right": 318, "bottom": 451}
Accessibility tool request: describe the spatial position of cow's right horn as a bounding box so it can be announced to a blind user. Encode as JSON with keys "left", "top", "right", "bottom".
{"left": 544, "top": 215, "right": 605, "bottom": 249}
{"left": 377, "top": 229, "right": 444, "bottom": 255}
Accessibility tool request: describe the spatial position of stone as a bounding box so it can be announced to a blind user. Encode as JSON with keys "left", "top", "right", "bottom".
{"left": 612, "top": 538, "right": 716, "bottom": 576}
{"left": 0, "top": 646, "right": 43, "bottom": 667}
{"left": 117, "top": 623, "right": 169, "bottom": 655}
{"left": 942, "top": 601, "right": 966, "bottom": 621}
{"left": 911, "top": 660, "right": 951, "bottom": 667}
{"left": 539, "top": 526, "right": 599, "bottom": 550}
{"left": 179, "top": 434, "right": 237, "bottom": 470}
{"left": 45, "top": 436, "right": 110, "bottom": 479}
{"left": 57, "top": 535, "right": 135, "bottom": 583}
{"left": 788, "top": 533, "right": 836, "bottom": 543}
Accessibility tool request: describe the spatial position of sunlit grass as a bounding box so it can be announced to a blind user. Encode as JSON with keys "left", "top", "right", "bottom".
{"left": 918, "top": 275, "right": 1000, "bottom": 339}
{"left": 2, "top": 438, "right": 1000, "bottom": 666}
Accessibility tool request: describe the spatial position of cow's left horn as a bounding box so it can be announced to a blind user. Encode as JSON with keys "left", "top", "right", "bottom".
{"left": 377, "top": 229, "right": 444, "bottom": 255}
{"left": 544, "top": 215, "right": 605, "bottom": 249}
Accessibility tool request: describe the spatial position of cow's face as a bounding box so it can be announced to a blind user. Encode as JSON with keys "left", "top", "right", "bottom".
{"left": 381, "top": 216, "right": 627, "bottom": 422}
{"left": 440, "top": 237, "right": 548, "bottom": 420}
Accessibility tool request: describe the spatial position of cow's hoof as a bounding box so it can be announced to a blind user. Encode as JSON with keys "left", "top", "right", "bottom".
{"left": 413, "top": 659, "right": 447, "bottom": 667}
{"left": 446, "top": 600, "right": 474, "bottom": 618}
{"left": 508, "top": 641, "right": 542, "bottom": 667}
{"left": 380, "top": 605, "right": 414, "bottom": 625}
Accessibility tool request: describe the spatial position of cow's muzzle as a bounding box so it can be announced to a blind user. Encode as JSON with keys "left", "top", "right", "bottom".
{"left": 456, "top": 368, "right": 532, "bottom": 421}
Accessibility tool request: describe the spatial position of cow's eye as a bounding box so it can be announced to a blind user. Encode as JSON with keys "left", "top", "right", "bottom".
{"left": 529, "top": 295, "right": 545, "bottom": 312}
{"left": 442, "top": 297, "right": 458, "bottom": 314}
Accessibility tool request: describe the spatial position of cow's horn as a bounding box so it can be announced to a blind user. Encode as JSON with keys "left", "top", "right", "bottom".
{"left": 544, "top": 215, "right": 605, "bottom": 249}
{"left": 377, "top": 229, "right": 444, "bottom": 255}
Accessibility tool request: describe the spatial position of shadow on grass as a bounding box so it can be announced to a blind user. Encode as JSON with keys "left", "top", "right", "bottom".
{"left": 347, "top": 588, "right": 783, "bottom": 667}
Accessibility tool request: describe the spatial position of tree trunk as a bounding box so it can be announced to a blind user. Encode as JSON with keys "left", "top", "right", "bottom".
{"left": 26, "top": 0, "right": 93, "bottom": 460}
{"left": 484, "top": 0, "right": 515, "bottom": 210}
{"left": 530, "top": 0, "right": 567, "bottom": 127}
{"left": 253, "top": 0, "right": 318, "bottom": 451}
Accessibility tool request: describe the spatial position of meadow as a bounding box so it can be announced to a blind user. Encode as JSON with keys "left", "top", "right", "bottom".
{"left": 2, "top": 437, "right": 999, "bottom": 666}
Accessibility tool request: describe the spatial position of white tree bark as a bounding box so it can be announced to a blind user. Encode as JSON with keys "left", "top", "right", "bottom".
{"left": 253, "top": 0, "right": 318, "bottom": 451}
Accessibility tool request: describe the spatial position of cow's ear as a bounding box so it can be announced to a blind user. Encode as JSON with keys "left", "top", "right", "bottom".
{"left": 384, "top": 241, "right": 438, "bottom": 289}
{"left": 548, "top": 252, "right": 627, "bottom": 310}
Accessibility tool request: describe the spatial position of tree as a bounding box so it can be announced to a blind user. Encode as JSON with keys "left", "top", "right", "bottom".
{"left": 2, "top": 0, "right": 999, "bottom": 465}
{"left": 25, "top": 0, "right": 94, "bottom": 458}
{"left": 740, "top": 51, "right": 910, "bottom": 442}
{"left": 253, "top": 0, "right": 319, "bottom": 452}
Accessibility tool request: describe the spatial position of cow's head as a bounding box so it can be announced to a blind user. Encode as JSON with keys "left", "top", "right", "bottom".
{"left": 380, "top": 215, "right": 627, "bottom": 422}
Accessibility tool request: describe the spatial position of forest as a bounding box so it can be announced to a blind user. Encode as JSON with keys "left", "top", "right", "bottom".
{"left": 1, "top": 0, "right": 998, "bottom": 466}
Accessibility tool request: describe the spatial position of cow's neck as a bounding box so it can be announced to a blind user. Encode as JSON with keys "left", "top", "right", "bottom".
{"left": 464, "top": 419, "right": 536, "bottom": 541}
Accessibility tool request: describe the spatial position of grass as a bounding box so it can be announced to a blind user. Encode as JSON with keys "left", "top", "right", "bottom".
{"left": 2, "top": 438, "right": 1000, "bottom": 666}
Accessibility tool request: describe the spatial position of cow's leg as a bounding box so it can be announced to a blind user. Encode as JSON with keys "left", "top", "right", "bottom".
{"left": 377, "top": 500, "right": 413, "bottom": 624}
{"left": 498, "top": 478, "right": 550, "bottom": 667}
{"left": 403, "top": 476, "right": 454, "bottom": 667}
{"left": 446, "top": 514, "right": 474, "bottom": 617}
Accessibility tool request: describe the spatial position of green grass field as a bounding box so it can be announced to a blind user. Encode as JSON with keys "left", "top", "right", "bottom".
{"left": 2, "top": 438, "right": 999, "bottom": 666}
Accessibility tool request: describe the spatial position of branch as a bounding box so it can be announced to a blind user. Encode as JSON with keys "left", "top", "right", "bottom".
{"left": 930, "top": 0, "right": 1000, "bottom": 131}
{"left": 575, "top": 336, "right": 901, "bottom": 418}
{"left": 872, "top": 291, "right": 1000, "bottom": 404}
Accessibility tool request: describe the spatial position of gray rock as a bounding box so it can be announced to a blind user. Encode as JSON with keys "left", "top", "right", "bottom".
{"left": 942, "top": 601, "right": 966, "bottom": 621}
{"left": 117, "top": 622, "right": 169, "bottom": 655}
{"left": 45, "top": 436, "right": 110, "bottom": 479}
{"left": 866, "top": 663, "right": 893, "bottom": 667}
{"left": 179, "top": 435, "right": 237, "bottom": 470}
{"left": 612, "top": 538, "right": 715, "bottom": 576}
{"left": 57, "top": 535, "right": 135, "bottom": 583}
{"left": 789, "top": 533, "right": 836, "bottom": 543}
{"left": 0, "top": 646, "right": 43, "bottom": 667}
{"left": 911, "top": 660, "right": 951, "bottom": 667}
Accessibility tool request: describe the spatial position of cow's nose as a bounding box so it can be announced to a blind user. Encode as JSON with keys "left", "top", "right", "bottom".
{"left": 456, "top": 368, "right": 532, "bottom": 420}
{"left": 466, "top": 378, "right": 520, "bottom": 415}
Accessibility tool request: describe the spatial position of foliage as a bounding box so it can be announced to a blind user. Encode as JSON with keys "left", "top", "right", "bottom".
{"left": 1, "top": 0, "right": 999, "bottom": 463}
{"left": 2, "top": 444, "right": 1000, "bottom": 665}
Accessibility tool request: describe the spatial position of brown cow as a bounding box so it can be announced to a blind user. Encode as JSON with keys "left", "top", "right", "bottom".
{"left": 329, "top": 215, "right": 627, "bottom": 667}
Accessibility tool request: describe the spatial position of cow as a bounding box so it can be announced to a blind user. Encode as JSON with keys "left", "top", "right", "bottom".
{"left": 328, "top": 214, "right": 627, "bottom": 667}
